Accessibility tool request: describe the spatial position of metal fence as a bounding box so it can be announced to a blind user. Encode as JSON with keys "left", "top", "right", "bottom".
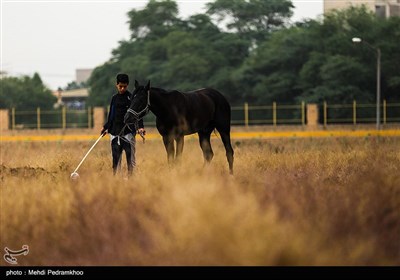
{"left": 232, "top": 102, "right": 306, "bottom": 126}
{"left": 107, "top": 103, "right": 307, "bottom": 127}
{"left": 6, "top": 100, "right": 400, "bottom": 129}
{"left": 322, "top": 100, "right": 400, "bottom": 127}
{"left": 9, "top": 107, "right": 92, "bottom": 129}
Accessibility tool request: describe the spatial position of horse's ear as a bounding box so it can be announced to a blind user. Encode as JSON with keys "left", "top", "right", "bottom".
{"left": 134, "top": 80, "right": 139, "bottom": 89}
{"left": 146, "top": 80, "right": 151, "bottom": 90}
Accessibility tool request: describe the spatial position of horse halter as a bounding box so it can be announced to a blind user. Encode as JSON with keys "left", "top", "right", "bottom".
{"left": 126, "top": 89, "right": 151, "bottom": 120}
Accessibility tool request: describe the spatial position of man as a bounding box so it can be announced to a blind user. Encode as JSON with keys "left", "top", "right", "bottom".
{"left": 101, "top": 73, "right": 145, "bottom": 176}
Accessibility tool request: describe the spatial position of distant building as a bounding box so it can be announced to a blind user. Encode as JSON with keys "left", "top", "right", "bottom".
{"left": 324, "top": 0, "right": 400, "bottom": 18}
{"left": 76, "top": 68, "right": 93, "bottom": 84}
{"left": 52, "top": 68, "right": 93, "bottom": 109}
{"left": 53, "top": 88, "right": 88, "bottom": 109}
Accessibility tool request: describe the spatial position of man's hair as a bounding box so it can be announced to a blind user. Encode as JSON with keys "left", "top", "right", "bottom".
{"left": 116, "top": 73, "right": 129, "bottom": 84}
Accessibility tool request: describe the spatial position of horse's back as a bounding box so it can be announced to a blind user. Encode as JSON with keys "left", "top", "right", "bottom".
{"left": 187, "top": 88, "right": 230, "bottom": 110}
{"left": 167, "top": 88, "right": 231, "bottom": 133}
{"left": 200, "top": 88, "right": 231, "bottom": 117}
{"left": 192, "top": 88, "right": 231, "bottom": 131}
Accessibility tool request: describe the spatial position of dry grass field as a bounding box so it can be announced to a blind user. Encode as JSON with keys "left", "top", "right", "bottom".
{"left": 1, "top": 136, "right": 399, "bottom": 266}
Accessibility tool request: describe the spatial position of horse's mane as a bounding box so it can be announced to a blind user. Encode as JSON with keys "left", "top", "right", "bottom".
{"left": 151, "top": 87, "right": 170, "bottom": 94}
{"left": 151, "top": 87, "right": 183, "bottom": 96}
{"left": 152, "top": 87, "right": 207, "bottom": 95}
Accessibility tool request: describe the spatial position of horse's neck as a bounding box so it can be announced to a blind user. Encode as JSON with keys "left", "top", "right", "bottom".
{"left": 149, "top": 88, "right": 168, "bottom": 117}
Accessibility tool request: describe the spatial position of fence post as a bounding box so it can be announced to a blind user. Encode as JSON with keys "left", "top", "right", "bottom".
{"left": 323, "top": 101, "right": 327, "bottom": 128}
{"left": 12, "top": 107, "right": 15, "bottom": 130}
{"left": 0, "top": 109, "right": 9, "bottom": 131}
{"left": 306, "top": 104, "right": 318, "bottom": 130}
{"left": 383, "top": 99, "right": 386, "bottom": 126}
{"left": 301, "top": 101, "right": 305, "bottom": 126}
{"left": 273, "top": 102, "right": 277, "bottom": 126}
{"left": 37, "top": 107, "right": 41, "bottom": 130}
{"left": 244, "top": 102, "right": 249, "bottom": 127}
{"left": 93, "top": 107, "right": 105, "bottom": 132}
{"left": 62, "top": 106, "right": 66, "bottom": 129}
{"left": 88, "top": 106, "right": 92, "bottom": 128}
{"left": 353, "top": 100, "right": 357, "bottom": 125}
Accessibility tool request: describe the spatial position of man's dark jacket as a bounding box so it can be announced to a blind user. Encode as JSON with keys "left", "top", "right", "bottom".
{"left": 103, "top": 90, "right": 144, "bottom": 135}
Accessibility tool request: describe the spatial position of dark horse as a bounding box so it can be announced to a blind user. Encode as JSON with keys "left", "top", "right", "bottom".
{"left": 124, "top": 80, "right": 234, "bottom": 174}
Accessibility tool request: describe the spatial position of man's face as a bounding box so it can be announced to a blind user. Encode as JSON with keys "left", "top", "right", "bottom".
{"left": 116, "top": 83, "right": 128, "bottom": 94}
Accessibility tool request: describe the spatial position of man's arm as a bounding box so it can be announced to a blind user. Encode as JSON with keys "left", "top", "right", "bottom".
{"left": 101, "top": 95, "right": 115, "bottom": 135}
{"left": 138, "top": 118, "right": 144, "bottom": 129}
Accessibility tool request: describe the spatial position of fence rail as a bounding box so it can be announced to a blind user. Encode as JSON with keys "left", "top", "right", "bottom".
{"left": 323, "top": 101, "right": 400, "bottom": 127}
{"left": 9, "top": 107, "right": 92, "bottom": 129}
{"left": 4, "top": 100, "right": 400, "bottom": 130}
{"left": 231, "top": 102, "right": 306, "bottom": 126}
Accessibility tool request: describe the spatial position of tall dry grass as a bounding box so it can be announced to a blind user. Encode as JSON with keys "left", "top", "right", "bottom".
{"left": 1, "top": 136, "right": 399, "bottom": 265}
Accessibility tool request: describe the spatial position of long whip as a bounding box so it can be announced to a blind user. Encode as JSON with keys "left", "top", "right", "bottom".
{"left": 70, "top": 133, "right": 105, "bottom": 179}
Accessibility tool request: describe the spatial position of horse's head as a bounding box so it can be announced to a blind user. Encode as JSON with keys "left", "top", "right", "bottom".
{"left": 124, "top": 80, "right": 151, "bottom": 124}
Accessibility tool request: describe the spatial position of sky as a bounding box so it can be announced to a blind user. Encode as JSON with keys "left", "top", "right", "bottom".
{"left": 1, "top": 0, "right": 323, "bottom": 90}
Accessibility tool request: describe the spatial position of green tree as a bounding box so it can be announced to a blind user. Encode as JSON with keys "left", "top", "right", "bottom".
{"left": 127, "top": 0, "right": 179, "bottom": 39}
{"left": 88, "top": 0, "right": 295, "bottom": 107}
{"left": 0, "top": 73, "right": 56, "bottom": 110}
{"left": 87, "top": 61, "right": 120, "bottom": 106}
{"left": 299, "top": 55, "right": 370, "bottom": 104}
{"left": 88, "top": 1, "right": 400, "bottom": 110}
{"left": 206, "top": 0, "right": 293, "bottom": 42}
{"left": 378, "top": 15, "right": 400, "bottom": 102}
{"left": 238, "top": 6, "right": 400, "bottom": 106}
{"left": 239, "top": 26, "right": 312, "bottom": 103}
{"left": 63, "top": 81, "right": 87, "bottom": 91}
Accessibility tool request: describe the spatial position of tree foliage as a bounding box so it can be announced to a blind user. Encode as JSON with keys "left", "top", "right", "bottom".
{"left": 3, "top": 1, "right": 398, "bottom": 113}
{"left": 206, "top": 0, "right": 293, "bottom": 42}
{"left": 88, "top": 1, "right": 400, "bottom": 107}
{"left": 0, "top": 73, "right": 56, "bottom": 110}
{"left": 240, "top": 6, "right": 400, "bottom": 104}
{"left": 127, "top": 0, "right": 179, "bottom": 39}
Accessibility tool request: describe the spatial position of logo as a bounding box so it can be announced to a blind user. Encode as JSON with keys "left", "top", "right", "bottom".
{"left": 4, "top": 245, "right": 29, "bottom": 265}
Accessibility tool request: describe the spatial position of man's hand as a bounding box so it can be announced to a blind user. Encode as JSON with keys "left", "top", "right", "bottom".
{"left": 138, "top": 128, "right": 146, "bottom": 143}
{"left": 101, "top": 128, "right": 107, "bottom": 136}
{"left": 138, "top": 128, "right": 146, "bottom": 136}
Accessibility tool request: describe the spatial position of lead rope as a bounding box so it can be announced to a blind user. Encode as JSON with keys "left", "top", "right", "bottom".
{"left": 115, "top": 122, "right": 145, "bottom": 145}
{"left": 126, "top": 90, "right": 151, "bottom": 120}
{"left": 116, "top": 124, "right": 127, "bottom": 145}
{"left": 119, "top": 89, "right": 149, "bottom": 145}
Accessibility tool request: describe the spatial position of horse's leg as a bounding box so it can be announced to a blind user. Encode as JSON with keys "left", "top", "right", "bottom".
{"left": 162, "top": 135, "right": 175, "bottom": 165}
{"left": 198, "top": 131, "right": 214, "bottom": 165}
{"left": 216, "top": 128, "right": 234, "bottom": 175}
{"left": 175, "top": 135, "right": 184, "bottom": 162}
